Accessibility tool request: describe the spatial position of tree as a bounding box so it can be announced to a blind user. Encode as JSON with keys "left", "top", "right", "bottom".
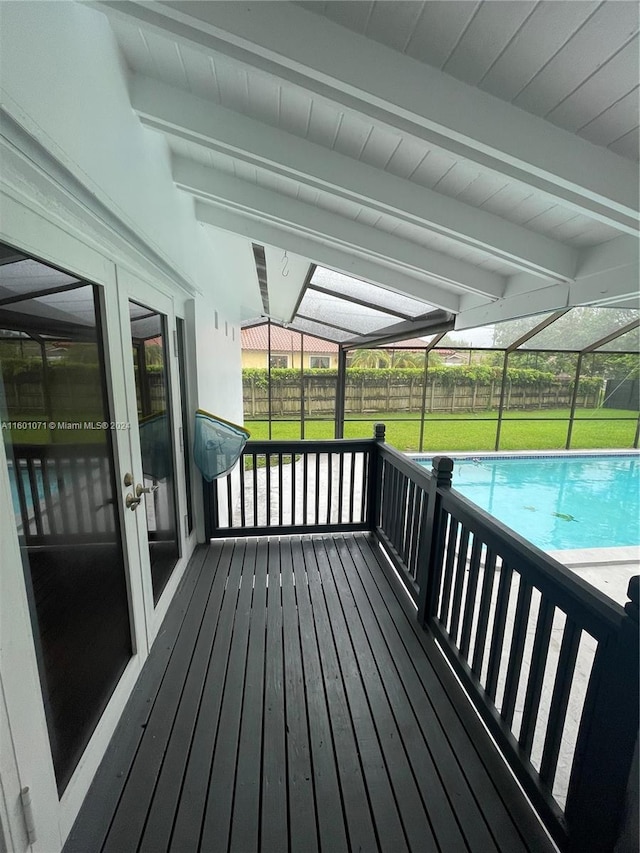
{"left": 348, "top": 349, "right": 390, "bottom": 368}
{"left": 492, "top": 307, "right": 638, "bottom": 351}
{"left": 581, "top": 352, "right": 639, "bottom": 379}
{"left": 389, "top": 349, "right": 425, "bottom": 368}
{"left": 491, "top": 308, "right": 638, "bottom": 380}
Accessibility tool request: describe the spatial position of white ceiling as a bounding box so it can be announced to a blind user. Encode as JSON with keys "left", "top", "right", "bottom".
{"left": 300, "top": 1, "right": 640, "bottom": 161}
{"left": 98, "top": 0, "right": 639, "bottom": 333}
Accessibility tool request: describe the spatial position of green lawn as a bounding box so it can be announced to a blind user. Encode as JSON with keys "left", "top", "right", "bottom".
{"left": 245, "top": 409, "right": 638, "bottom": 452}
{"left": 12, "top": 408, "right": 634, "bottom": 451}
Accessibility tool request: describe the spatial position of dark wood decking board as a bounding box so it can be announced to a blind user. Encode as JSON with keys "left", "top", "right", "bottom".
{"left": 63, "top": 544, "right": 211, "bottom": 853}
{"left": 65, "top": 534, "right": 556, "bottom": 853}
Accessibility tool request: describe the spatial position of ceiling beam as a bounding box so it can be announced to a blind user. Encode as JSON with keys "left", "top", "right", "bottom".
{"left": 132, "top": 73, "right": 576, "bottom": 281}
{"left": 570, "top": 262, "right": 640, "bottom": 308}
{"left": 502, "top": 271, "right": 556, "bottom": 300}
{"left": 99, "top": 1, "right": 639, "bottom": 233}
{"left": 457, "top": 234, "right": 640, "bottom": 326}
{"left": 195, "top": 201, "right": 463, "bottom": 314}
{"left": 341, "top": 310, "right": 455, "bottom": 349}
{"left": 263, "top": 245, "right": 310, "bottom": 323}
{"left": 575, "top": 236, "right": 639, "bottom": 279}
{"left": 571, "top": 236, "right": 640, "bottom": 307}
{"left": 454, "top": 284, "right": 571, "bottom": 330}
{"left": 175, "top": 156, "right": 504, "bottom": 303}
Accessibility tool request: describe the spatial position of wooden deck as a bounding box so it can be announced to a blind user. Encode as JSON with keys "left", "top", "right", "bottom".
{"left": 65, "top": 533, "right": 556, "bottom": 853}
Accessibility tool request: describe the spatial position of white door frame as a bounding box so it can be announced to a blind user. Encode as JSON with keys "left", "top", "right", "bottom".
{"left": 0, "top": 434, "right": 62, "bottom": 853}
{"left": 0, "top": 195, "right": 195, "bottom": 848}
{"left": 0, "top": 250, "right": 148, "bottom": 849}
{"left": 116, "top": 268, "right": 194, "bottom": 647}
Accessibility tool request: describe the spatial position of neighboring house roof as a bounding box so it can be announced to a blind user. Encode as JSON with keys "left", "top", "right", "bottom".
{"left": 241, "top": 323, "right": 453, "bottom": 353}
{"left": 241, "top": 325, "right": 338, "bottom": 353}
{"left": 386, "top": 338, "right": 438, "bottom": 349}
{"left": 241, "top": 326, "right": 463, "bottom": 355}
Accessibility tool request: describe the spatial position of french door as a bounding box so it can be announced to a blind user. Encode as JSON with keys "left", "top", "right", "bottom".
{"left": 0, "top": 248, "right": 192, "bottom": 848}
{"left": 0, "top": 255, "right": 145, "bottom": 793}
{"left": 115, "top": 269, "right": 191, "bottom": 646}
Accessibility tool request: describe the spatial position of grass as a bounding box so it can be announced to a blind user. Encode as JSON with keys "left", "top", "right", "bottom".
{"left": 244, "top": 453, "right": 300, "bottom": 470}
{"left": 245, "top": 409, "right": 639, "bottom": 452}
{"left": 7, "top": 408, "right": 635, "bottom": 453}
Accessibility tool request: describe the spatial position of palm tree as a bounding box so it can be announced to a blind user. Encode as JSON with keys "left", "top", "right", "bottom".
{"left": 348, "top": 349, "right": 391, "bottom": 368}
{"left": 389, "top": 350, "right": 425, "bottom": 368}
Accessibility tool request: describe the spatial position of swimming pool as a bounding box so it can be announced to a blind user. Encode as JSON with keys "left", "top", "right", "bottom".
{"left": 412, "top": 453, "right": 639, "bottom": 552}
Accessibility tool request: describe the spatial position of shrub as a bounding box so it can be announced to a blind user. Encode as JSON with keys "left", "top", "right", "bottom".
{"left": 242, "top": 365, "right": 569, "bottom": 387}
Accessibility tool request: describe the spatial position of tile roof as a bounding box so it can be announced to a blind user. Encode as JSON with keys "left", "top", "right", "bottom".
{"left": 241, "top": 325, "right": 444, "bottom": 353}
{"left": 386, "top": 337, "right": 435, "bottom": 349}
{"left": 241, "top": 324, "right": 338, "bottom": 353}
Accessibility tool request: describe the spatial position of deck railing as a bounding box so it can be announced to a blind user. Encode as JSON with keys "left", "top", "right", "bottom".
{"left": 9, "top": 443, "right": 116, "bottom": 544}
{"left": 415, "top": 459, "right": 638, "bottom": 853}
{"left": 202, "top": 425, "right": 638, "bottom": 853}
{"left": 372, "top": 441, "right": 440, "bottom": 604}
{"left": 203, "top": 437, "right": 377, "bottom": 539}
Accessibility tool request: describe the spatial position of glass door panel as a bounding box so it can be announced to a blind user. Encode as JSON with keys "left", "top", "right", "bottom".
{"left": 128, "top": 301, "right": 179, "bottom": 602}
{"left": 176, "top": 317, "right": 193, "bottom": 535}
{"left": 0, "top": 257, "right": 133, "bottom": 793}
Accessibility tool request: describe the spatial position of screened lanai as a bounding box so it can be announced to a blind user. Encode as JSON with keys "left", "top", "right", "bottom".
{"left": 241, "top": 265, "right": 639, "bottom": 452}
{"left": 0, "top": 3, "right": 638, "bottom": 853}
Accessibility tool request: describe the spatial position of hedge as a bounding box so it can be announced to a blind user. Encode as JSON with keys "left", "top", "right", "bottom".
{"left": 242, "top": 366, "right": 603, "bottom": 394}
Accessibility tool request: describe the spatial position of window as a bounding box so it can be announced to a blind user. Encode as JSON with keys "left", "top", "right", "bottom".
{"left": 270, "top": 354, "right": 288, "bottom": 368}
{"left": 310, "top": 356, "right": 330, "bottom": 369}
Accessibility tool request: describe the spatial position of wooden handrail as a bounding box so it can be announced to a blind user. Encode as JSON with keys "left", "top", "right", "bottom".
{"left": 564, "top": 576, "right": 639, "bottom": 852}
{"left": 438, "top": 488, "right": 624, "bottom": 636}
{"left": 204, "top": 434, "right": 379, "bottom": 538}
{"left": 242, "top": 437, "right": 377, "bottom": 453}
{"left": 372, "top": 442, "right": 637, "bottom": 852}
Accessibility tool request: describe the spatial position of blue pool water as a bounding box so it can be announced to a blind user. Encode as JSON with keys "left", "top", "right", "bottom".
{"left": 10, "top": 467, "right": 62, "bottom": 516}
{"left": 413, "top": 453, "right": 639, "bottom": 551}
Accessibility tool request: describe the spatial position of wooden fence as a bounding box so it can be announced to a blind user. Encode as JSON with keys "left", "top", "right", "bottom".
{"left": 4, "top": 371, "right": 165, "bottom": 419}
{"left": 242, "top": 375, "right": 601, "bottom": 417}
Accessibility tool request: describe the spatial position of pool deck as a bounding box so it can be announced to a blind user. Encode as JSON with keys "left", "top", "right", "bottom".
{"left": 412, "top": 450, "right": 639, "bottom": 606}
{"left": 411, "top": 449, "right": 640, "bottom": 460}
{"left": 550, "top": 546, "right": 639, "bottom": 606}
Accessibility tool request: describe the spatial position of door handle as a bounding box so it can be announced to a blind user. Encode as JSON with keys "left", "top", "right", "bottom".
{"left": 135, "top": 483, "right": 160, "bottom": 498}
{"left": 125, "top": 493, "right": 142, "bottom": 511}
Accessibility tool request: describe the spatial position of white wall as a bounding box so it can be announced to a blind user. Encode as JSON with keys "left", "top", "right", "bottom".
{"left": 0, "top": 4, "right": 253, "bottom": 848}
{"left": 0, "top": 1, "right": 208, "bottom": 289}
{"left": 192, "top": 291, "right": 244, "bottom": 423}
{"left": 0, "top": 1, "right": 252, "bottom": 425}
{"left": 192, "top": 229, "right": 257, "bottom": 424}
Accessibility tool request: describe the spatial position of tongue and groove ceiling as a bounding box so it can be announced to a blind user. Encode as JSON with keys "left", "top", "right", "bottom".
{"left": 98, "top": 1, "right": 639, "bottom": 337}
